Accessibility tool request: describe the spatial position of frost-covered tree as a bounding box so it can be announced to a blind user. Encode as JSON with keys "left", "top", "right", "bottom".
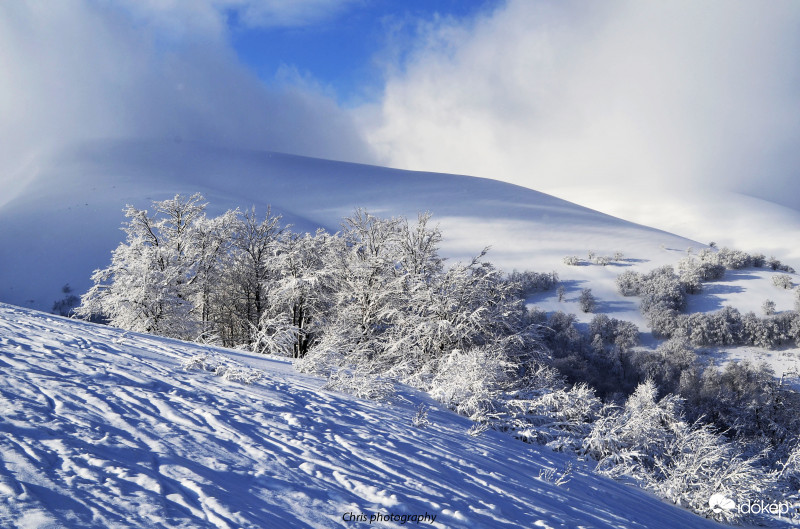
{"left": 77, "top": 194, "right": 211, "bottom": 339}
{"left": 316, "top": 209, "right": 407, "bottom": 367}
{"left": 217, "top": 207, "right": 285, "bottom": 346}
{"left": 192, "top": 210, "right": 237, "bottom": 341}
{"left": 253, "top": 229, "right": 338, "bottom": 358}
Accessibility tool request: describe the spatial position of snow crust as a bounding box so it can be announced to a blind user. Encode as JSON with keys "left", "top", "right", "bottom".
{"left": 0, "top": 302, "right": 722, "bottom": 528}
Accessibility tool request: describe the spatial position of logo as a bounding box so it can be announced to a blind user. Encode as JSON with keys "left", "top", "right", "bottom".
{"left": 708, "top": 493, "right": 736, "bottom": 514}
{"left": 710, "top": 494, "right": 797, "bottom": 518}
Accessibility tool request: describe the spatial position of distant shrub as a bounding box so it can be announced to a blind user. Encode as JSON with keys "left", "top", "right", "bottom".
{"left": 767, "top": 256, "right": 795, "bottom": 273}
{"left": 762, "top": 299, "right": 776, "bottom": 316}
{"left": 638, "top": 266, "right": 686, "bottom": 314}
{"left": 507, "top": 270, "right": 559, "bottom": 297}
{"left": 563, "top": 256, "right": 581, "bottom": 266}
{"left": 52, "top": 283, "right": 80, "bottom": 317}
{"left": 579, "top": 289, "right": 597, "bottom": 313}
{"left": 588, "top": 314, "right": 640, "bottom": 352}
{"left": 773, "top": 274, "right": 793, "bottom": 289}
{"left": 716, "top": 247, "right": 752, "bottom": 270}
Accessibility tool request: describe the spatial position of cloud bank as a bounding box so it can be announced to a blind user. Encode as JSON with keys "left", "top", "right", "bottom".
{"left": 0, "top": 0, "right": 371, "bottom": 204}
{"left": 365, "top": 0, "right": 800, "bottom": 209}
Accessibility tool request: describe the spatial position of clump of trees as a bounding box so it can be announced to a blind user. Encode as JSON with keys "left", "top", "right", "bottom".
{"left": 80, "top": 195, "right": 800, "bottom": 524}
{"left": 616, "top": 252, "right": 800, "bottom": 348}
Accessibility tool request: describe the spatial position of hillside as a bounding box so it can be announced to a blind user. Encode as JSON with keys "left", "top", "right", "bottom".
{"left": 0, "top": 302, "right": 725, "bottom": 529}
{"left": 0, "top": 139, "right": 697, "bottom": 316}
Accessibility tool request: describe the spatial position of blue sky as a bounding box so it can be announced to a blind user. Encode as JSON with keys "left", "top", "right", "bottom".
{"left": 227, "top": 1, "right": 499, "bottom": 106}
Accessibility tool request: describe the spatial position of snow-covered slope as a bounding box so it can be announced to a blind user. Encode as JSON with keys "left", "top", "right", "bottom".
{"left": 0, "top": 302, "right": 722, "bottom": 529}
{"left": 0, "top": 139, "right": 698, "bottom": 314}
{"left": 547, "top": 184, "right": 800, "bottom": 264}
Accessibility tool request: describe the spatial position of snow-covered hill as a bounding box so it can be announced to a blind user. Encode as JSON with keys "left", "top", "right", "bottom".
{"left": 0, "top": 139, "right": 697, "bottom": 315}
{"left": 0, "top": 302, "right": 724, "bottom": 529}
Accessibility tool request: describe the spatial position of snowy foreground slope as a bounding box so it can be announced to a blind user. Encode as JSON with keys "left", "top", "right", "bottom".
{"left": 0, "top": 139, "right": 698, "bottom": 313}
{"left": 0, "top": 303, "right": 722, "bottom": 529}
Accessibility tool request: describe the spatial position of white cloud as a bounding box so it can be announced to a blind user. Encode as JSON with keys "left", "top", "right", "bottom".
{"left": 0, "top": 0, "right": 373, "bottom": 205}
{"left": 364, "top": 0, "right": 800, "bottom": 208}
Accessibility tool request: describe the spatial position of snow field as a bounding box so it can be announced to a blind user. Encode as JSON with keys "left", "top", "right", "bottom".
{"left": 0, "top": 303, "right": 722, "bottom": 528}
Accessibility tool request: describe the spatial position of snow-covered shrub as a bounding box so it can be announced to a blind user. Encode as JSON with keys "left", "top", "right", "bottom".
{"left": 563, "top": 256, "right": 581, "bottom": 266}
{"left": 678, "top": 306, "right": 743, "bottom": 346}
{"left": 638, "top": 266, "right": 686, "bottom": 314}
{"left": 677, "top": 257, "right": 703, "bottom": 294}
{"left": 716, "top": 247, "right": 752, "bottom": 270}
{"left": 762, "top": 299, "right": 777, "bottom": 316}
{"left": 182, "top": 354, "right": 214, "bottom": 371}
{"left": 678, "top": 360, "right": 800, "bottom": 446}
{"left": 772, "top": 274, "right": 793, "bottom": 289}
{"left": 467, "top": 422, "right": 490, "bottom": 437}
{"left": 616, "top": 270, "right": 641, "bottom": 296}
{"left": 613, "top": 251, "right": 625, "bottom": 261}
{"left": 767, "top": 256, "right": 796, "bottom": 273}
{"left": 538, "top": 462, "right": 573, "bottom": 486}
{"left": 583, "top": 380, "right": 775, "bottom": 522}
{"left": 583, "top": 380, "right": 684, "bottom": 477}
{"left": 506, "top": 270, "right": 559, "bottom": 297}
{"left": 594, "top": 256, "right": 611, "bottom": 266}
{"left": 778, "top": 443, "right": 800, "bottom": 491}
{"left": 501, "top": 383, "right": 602, "bottom": 450}
{"left": 411, "top": 403, "right": 431, "bottom": 428}
{"left": 181, "top": 353, "right": 263, "bottom": 384}
{"left": 588, "top": 314, "right": 640, "bottom": 352}
{"left": 541, "top": 311, "right": 582, "bottom": 353}
{"left": 741, "top": 311, "right": 777, "bottom": 348}
{"left": 428, "top": 346, "right": 515, "bottom": 420}
{"left": 293, "top": 340, "right": 346, "bottom": 377}
{"left": 216, "top": 366, "right": 263, "bottom": 384}
{"left": 649, "top": 422, "right": 774, "bottom": 523}
{"left": 629, "top": 337, "right": 697, "bottom": 396}
{"left": 578, "top": 289, "right": 596, "bottom": 313}
{"left": 251, "top": 316, "right": 299, "bottom": 357}
{"left": 324, "top": 369, "right": 395, "bottom": 402}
